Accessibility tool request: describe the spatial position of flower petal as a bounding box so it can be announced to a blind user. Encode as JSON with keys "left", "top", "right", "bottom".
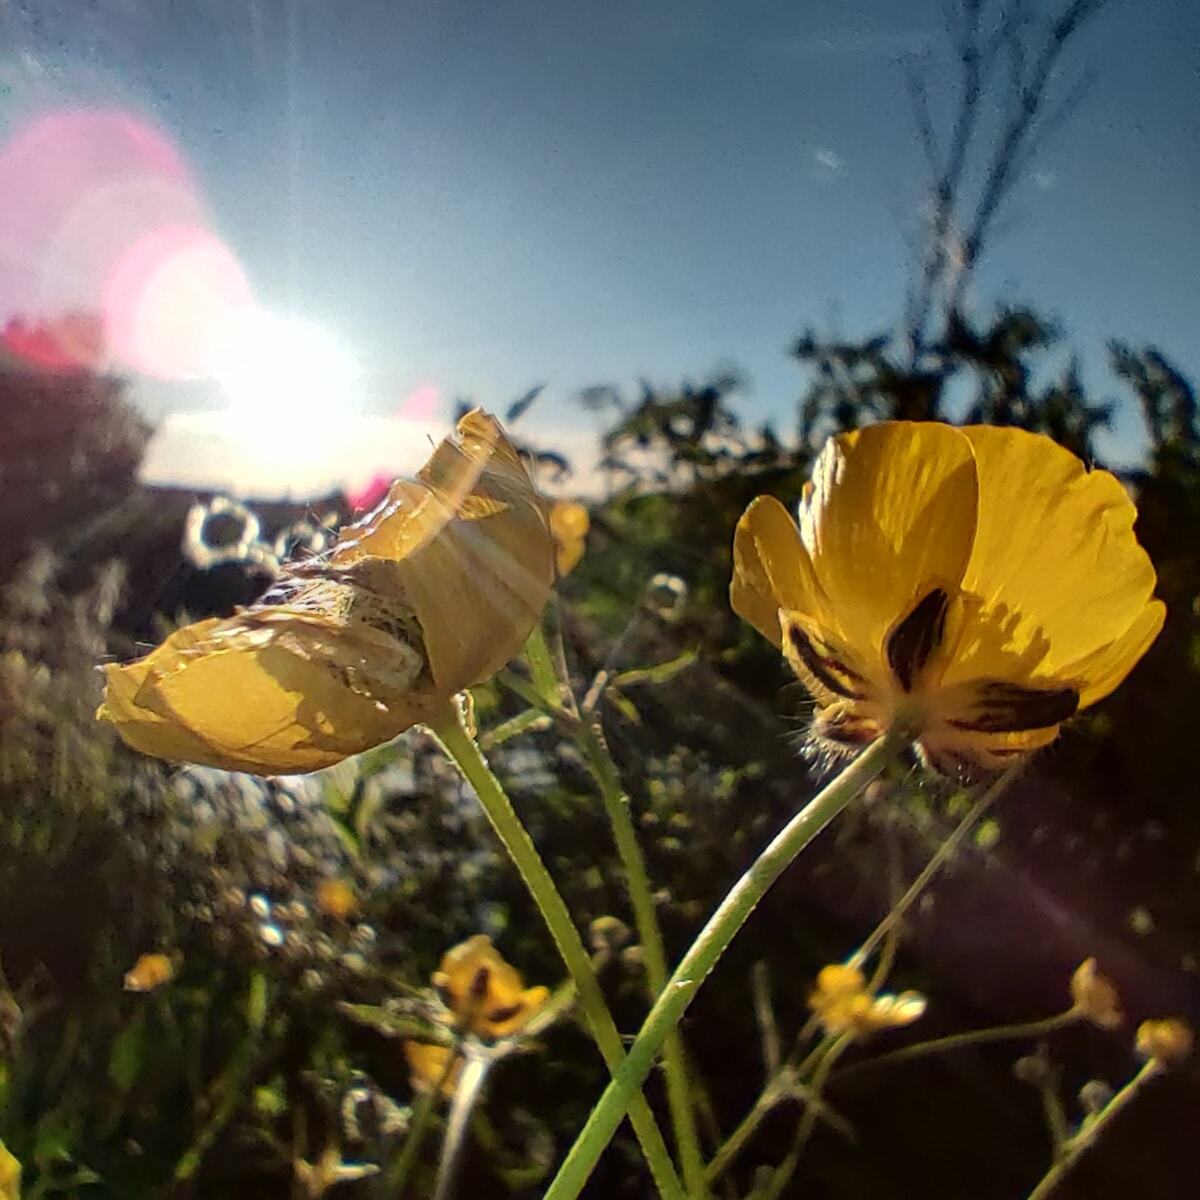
{"left": 799, "top": 422, "right": 979, "bottom": 680}
{"left": 730, "top": 495, "right": 828, "bottom": 647}
{"left": 1065, "top": 599, "right": 1166, "bottom": 708}
{"left": 957, "top": 426, "right": 1160, "bottom": 675}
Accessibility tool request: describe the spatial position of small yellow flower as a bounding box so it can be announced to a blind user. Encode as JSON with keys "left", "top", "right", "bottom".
{"left": 315, "top": 879, "right": 359, "bottom": 922}
{"left": 432, "top": 935, "right": 550, "bottom": 1040}
{"left": 98, "top": 411, "right": 555, "bottom": 775}
{"left": 549, "top": 500, "right": 590, "bottom": 576}
{"left": 123, "top": 951, "right": 178, "bottom": 993}
{"left": 808, "top": 963, "right": 926, "bottom": 1038}
{"left": 1069, "top": 958, "right": 1123, "bottom": 1029}
{"left": 0, "top": 1140, "right": 19, "bottom": 1200}
{"left": 732, "top": 423, "right": 1164, "bottom": 774}
{"left": 1135, "top": 1018, "right": 1194, "bottom": 1066}
{"left": 403, "top": 1041, "right": 462, "bottom": 1097}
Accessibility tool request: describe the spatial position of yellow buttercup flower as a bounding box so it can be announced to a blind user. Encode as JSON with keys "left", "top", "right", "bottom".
{"left": 549, "top": 500, "right": 590, "bottom": 576}
{"left": 731, "top": 423, "right": 1165, "bottom": 774}
{"left": 432, "top": 935, "right": 550, "bottom": 1040}
{"left": 808, "top": 963, "right": 926, "bottom": 1038}
{"left": 315, "top": 879, "right": 359, "bottom": 922}
{"left": 98, "top": 411, "right": 555, "bottom": 775}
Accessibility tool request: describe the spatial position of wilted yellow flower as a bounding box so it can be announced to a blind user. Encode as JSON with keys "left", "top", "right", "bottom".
{"left": 549, "top": 500, "right": 590, "bottom": 576}
{"left": 123, "top": 951, "right": 177, "bottom": 993}
{"left": 98, "top": 411, "right": 555, "bottom": 775}
{"left": 808, "top": 963, "right": 926, "bottom": 1038}
{"left": 732, "top": 423, "right": 1164, "bottom": 774}
{"left": 1069, "top": 958, "right": 1123, "bottom": 1029}
{"left": 315, "top": 879, "right": 359, "bottom": 922}
{"left": 293, "top": 1146, "right": 378, "bottom": 1197}
{"left": 403, "top": 1041, "right": 462, "bottom": 1097}
{"left": 0, "top": 1140, "right": 19, "bottom": 1200}
{"left": 1135, "top": 1018, "right": 1194, "bottom": 1066}
{"left": 432, "top": 935, "right": 550, "bottom": 1040}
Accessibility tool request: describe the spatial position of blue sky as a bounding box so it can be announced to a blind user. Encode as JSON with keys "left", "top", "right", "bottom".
{"left": 2, "top": 0, "right": 1197, "bottom": 473}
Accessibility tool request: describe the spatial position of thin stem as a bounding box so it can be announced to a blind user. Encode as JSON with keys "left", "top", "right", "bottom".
{"left": 427, "top": 707, "right": 685, "bottom": 1200}
{"left": 703, "top": 1083, "right": 784, "bottom": 1185}
{"left": 540, "top": 728, "right": 910, "bottom": 1200}
{"left": 573, "top": 715, "right": 708, "bottom": 1197}
{"left": 832, "top": 1009, "right": 1081, "bottom": 1084}
{"left": 381, "top": 1046, "right": 459, "bottom": 1199}
{"left": 1025, "top": 1059, "right": 1164, "bottom": 1200}
{"left": 521, "top": 624, "right": 706, "bottom": 1194}
{"left": 754, "top": 1036, "right": 852, "bottom": 1200}
{"left": 432, "top": 1056, "right": 491, "bottom": 1200}
{"left": 852, "top": 764, "right": 1020, "bottom": 967}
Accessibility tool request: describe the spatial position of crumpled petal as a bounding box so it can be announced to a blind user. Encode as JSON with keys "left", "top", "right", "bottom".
{"left": 99, "top": 410, "right": 554, "bottom": 775}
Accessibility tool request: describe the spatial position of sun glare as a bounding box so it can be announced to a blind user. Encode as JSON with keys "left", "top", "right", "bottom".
{"left": 208, "top": 309, "right": 360, "bottom": 424}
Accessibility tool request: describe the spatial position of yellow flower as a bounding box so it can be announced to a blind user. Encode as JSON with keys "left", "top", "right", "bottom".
{"left": 123, "top": 951, "right": 178, "bottom": 993}
{"left": 403, "top": 1041, "right": 462, "bottom": 1097}
{"left": 808, "top": 963, "right": 926, "bottom": 1038}
{"left": 1135, "top": 1018, "right": 1193, "bottom": 1066}
{"left": 549, "top": 500, "right": 590, "bottom": 576}
{"left": 0, "top": 1140, "right": 19, "bottom": 1200}
{"left": 98, "top": 411, "right": 555, "bottom": 775}
{"left": 731, "top": 423, "right": 1164, "bottom": 773}
{"left": 1069, "top": 958, "right": 1123, "bottom": 1029}
{"left": 315, "top": 879, "right": 359, "bottom": 922}
{"left": 432, "top": 935, "right": 550, "bottom": 1040}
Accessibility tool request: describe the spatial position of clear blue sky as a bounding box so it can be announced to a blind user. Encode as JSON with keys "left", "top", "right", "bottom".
{"left": 2, "top": 0, "right": 1197, "bottom": 465}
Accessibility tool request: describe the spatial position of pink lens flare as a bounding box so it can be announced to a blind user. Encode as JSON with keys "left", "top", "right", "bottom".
{"left": 103, "top": 224, "right": 253, "bottom": 380}
{"left": 0, "top": 105, "right": 251, "bottom": 379}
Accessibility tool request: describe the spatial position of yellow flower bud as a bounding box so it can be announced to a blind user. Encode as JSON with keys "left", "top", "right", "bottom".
{"left": 808, "top": 963, "right": 926, "bottom": 1038}
{"left": 1135, "top": 1018, "right": 1194, "bottom": 1066}
{"left": 123, "top": 951, "right": 178, "bottom": 993}
{"left": 549, "top": 500, "right": 590, "bottom": 576}
{"left": 1069, "top": 958, "right": 1124, "bottom": 1030}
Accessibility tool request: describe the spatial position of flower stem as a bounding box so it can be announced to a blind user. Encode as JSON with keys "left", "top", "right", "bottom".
{"left": 1024, "top": 1059, "right": 1163, "bottom": 1200}
{"left": 573, "top": 716, "right": 708, "bottom": 1197}
{"left": 428, "top": 706, "right": 686, "bottom": 1200}
{"left": 540, "top": 728, "right": 910, "bottom": 1200}
{"left": 831, "top": 1009, "right": 1081, "bottom": 1084}
{"left": 521, "top": 623, "right": 706, "bottom": 1194}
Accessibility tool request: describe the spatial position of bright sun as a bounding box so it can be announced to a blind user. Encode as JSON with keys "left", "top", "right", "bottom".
{"left": 207, "top": 308, "right": 361, "bottom": 424}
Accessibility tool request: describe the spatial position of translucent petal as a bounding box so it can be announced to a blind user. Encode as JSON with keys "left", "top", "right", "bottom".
{"left": 957, "top": 426, "right": 1160, "bottom": 674}
{"left": 730, "top": 495, "right": 829, "bottom": 647}
{"left": 799, "top": 422, "right": 979, "bottom": 678}
{"left": 1067, "top": 600, "right": 1166, "bottom": 708}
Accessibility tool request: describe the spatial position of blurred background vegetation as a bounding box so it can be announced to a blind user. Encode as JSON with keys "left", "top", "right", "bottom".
{"left": 1, "top": 2, "right": 1198, "bottom": 1197}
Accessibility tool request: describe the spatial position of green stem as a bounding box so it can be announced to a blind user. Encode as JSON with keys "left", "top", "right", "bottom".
{"left": 703, "top": 1083, "right": 784, "bottom": 1185}
{"left": 541, "top": 728, "right": 909, "bottom": 1200}
{"left": 574, "top": 716, "right": 708, "bottom": 1197}
{"left": 428, "top": 707, "right": 685, "bottom": 1200}
{"left": 754, "top": 1036, "right": 852, "bottom": 1200}
{"left": 1025, "top": 1059, "right": 1163, "bottom": 1200}
{"left": 831, "top": 1009, "right": 1081, "bottom": 1084}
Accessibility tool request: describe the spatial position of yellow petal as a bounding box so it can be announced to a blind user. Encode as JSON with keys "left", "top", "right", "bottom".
{"left": 798, "top": 422, "right": 978, "bottom": 680}
{"left": 550, "top": 500, "right": 590, "bottom": 576}
{"left": 1065, "top": 600, "right": 1166, "bottom": 708}
{"left": 99, "top": 411, "right": 554, "bottom": 775}
{"left": 957, "top": 426, "right": 1160, "bottom": 677}
{"left": 333, "top": 410, "right": 555, "bottom": 695}
{"left": 403, "top": 1041, "right": 462, "bottom": 1097}
{"left": 431, "top": 935, "right": 549, "bottom": 1039}
{"left": 730, "top": 495, "right": 829, "bottom": 647}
